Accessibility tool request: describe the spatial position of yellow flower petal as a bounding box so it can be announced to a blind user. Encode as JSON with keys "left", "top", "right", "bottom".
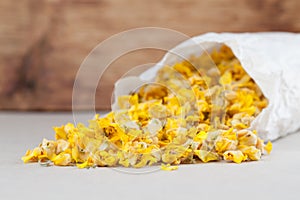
{"left": 264, "top": 141, "right": 273, "bottom": 154}
{"left": 238, "top": 131, "right": 258, "bottom": 146}
{"left": 223, "top": 150, "right": 247, "bottom": 164}
{"left": 52, "top": 153, "right": 72, "bottom": 166}
{"left": 195, "top": 150, "right": 219, "bottom": 163}
{"left": 161, "top": 163, "right": 178, "bottom": 171}
{"left": 194, "top": 131, "right": 207, "bottom": 143}
{"left": 54, "top": 125, "right": 68, "bottom": 140}
{"left": 239, "top": 145, "right": 261, "bottom": 161}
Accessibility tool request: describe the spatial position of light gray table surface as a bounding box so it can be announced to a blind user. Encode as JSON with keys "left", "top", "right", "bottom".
{"left": 1, "top": 112, "right": 299, "bottom": 200}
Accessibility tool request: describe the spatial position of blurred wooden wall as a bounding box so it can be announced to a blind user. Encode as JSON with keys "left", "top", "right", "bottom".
{"left": 1, "top": 0, "right": 300, "bottom": 110}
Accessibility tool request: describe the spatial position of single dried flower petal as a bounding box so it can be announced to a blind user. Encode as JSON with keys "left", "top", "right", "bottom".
{"left": 223, "top": 150, "right": 247, "bottom": 164}
{"left": 161, "top": 164, "right": 178, "bottom": 171}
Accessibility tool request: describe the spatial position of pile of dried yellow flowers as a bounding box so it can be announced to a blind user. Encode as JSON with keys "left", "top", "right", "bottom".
{"left": 22, "top": 46, "right": 272, "bottom": 170}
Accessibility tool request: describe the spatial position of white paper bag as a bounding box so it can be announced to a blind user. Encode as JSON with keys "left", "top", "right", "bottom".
{"left": 114, "top": 32, "right": 300, "bottom": 141}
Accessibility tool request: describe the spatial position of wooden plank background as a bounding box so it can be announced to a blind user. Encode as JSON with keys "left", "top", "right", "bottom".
{"left": 1, "top": 0, "right": 300, "bottom": 110}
